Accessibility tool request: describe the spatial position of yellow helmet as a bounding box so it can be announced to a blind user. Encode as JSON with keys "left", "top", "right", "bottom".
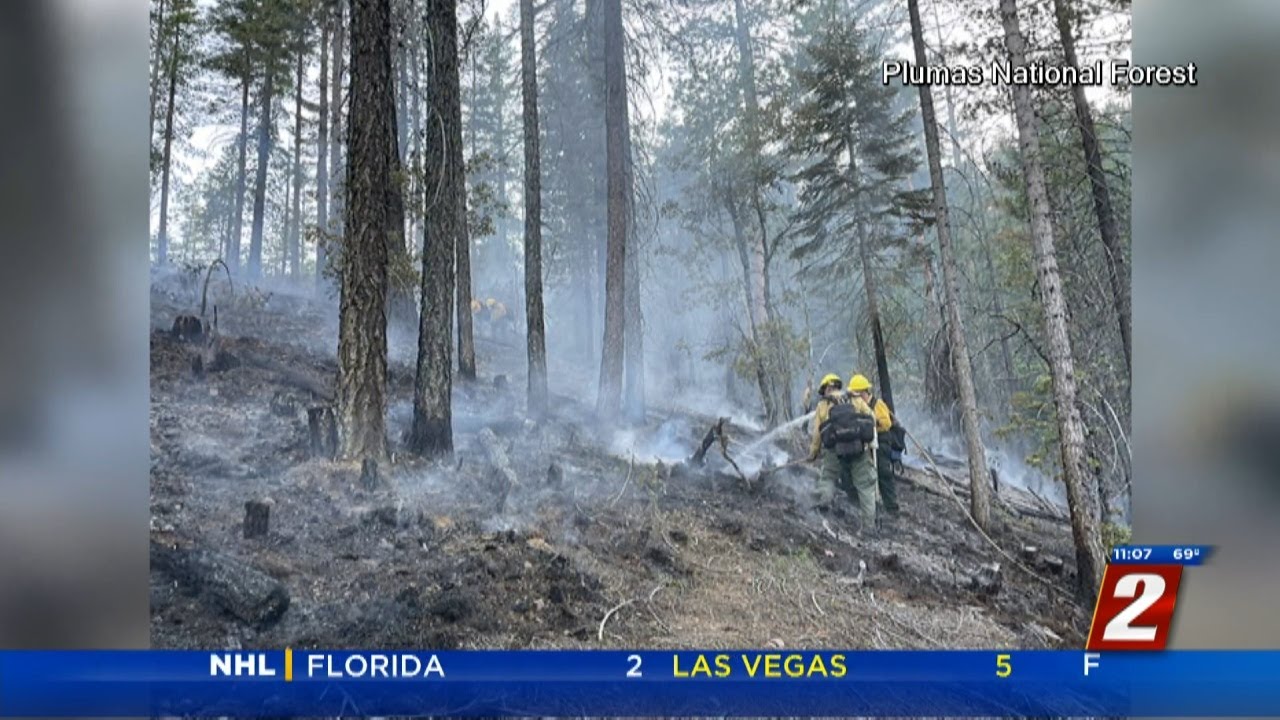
{"left": 819, "top": 373, "right": 842, "bottom": 391}
{"left": 848, "top": 374, "right": 872, "bottom": 392}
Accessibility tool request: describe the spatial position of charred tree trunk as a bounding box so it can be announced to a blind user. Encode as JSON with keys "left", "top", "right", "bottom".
{"left": 156, "top": 20, "right": 181, "bottom": 266}
{"left": 409, "top": 0, "right": 458, "bottom": 457}
{"left": 316, "top": 16, "right": 331, "bottom": 286}
{"left": 386, "top": 65, "right": 415, "bottom": 327}
{"left": 622, "top": 123, "right": 644, "bottom": 422}
{"left": 848, "top": 140, "right": 894, "bottom": 411}
{"left": 1053, "top": 0, "right": 1130, "bottom": 373}
{"left": 409, "top": 16, "right": 423, "bottom": 256}
{"left": 450, "top": 43, "right": 477, "bottom": 380}
{"left": 248, "top": 65, "right": 276, "bottom": 279}
{"left": 337, "top": 0, "right": 393, "bottom": 463}
{"left": 595, "top": 0, "right": 628, "bottom": 420}
{"left": 288, "top": 47, "right": 304, "bottom": 278}
{"left": 329, "top": 1, "right": 346, "bottom": 246}
{"left": 520, "top": 0, "right": 548, "bottom": 417}
{"left": 1000, "top": 0, "right": 1105, "bottom": 599}
{"left": 230, "top": 78, "right": 250, "bottom": 274}
{"left": 908, "top": 0, "right": 991, "bottom": 530}
{"left": 859, "top": 229, "right": 893, "bottom": 411}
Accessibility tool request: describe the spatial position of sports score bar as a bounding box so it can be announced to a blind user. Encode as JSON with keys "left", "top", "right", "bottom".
{"left": 0, "top": 544, "right": 1274, "bottom": 717}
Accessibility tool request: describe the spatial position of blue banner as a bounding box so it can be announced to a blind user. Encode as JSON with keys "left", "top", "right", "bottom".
{"left": 1110, "top": 544, "right": 1215, "bottom": 565}
{"left": 0, "top": 649, "right": 1276, "bottom": 716}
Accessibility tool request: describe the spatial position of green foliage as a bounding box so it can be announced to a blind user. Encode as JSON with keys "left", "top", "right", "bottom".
{"left": 1101, "top": 521, "right": 1132, "bottom": 555}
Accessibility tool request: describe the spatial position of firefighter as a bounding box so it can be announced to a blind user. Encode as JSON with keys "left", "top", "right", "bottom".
{"left": 852, "top": 375, "right": 902, "bottom": 516}
{"left": 808, "top": 373, "right": 879, "bottom": 532}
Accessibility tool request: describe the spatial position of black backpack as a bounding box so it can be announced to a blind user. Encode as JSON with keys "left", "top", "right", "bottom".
{"left": 870, "top": 395, "right": 908, "bottom": 453}
{"left": 820, "top": 396, "right": 877, "bottom": 459}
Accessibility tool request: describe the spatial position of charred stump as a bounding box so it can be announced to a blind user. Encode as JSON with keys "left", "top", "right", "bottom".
{"left": 477, "top": 428, "right": 517, "bottom": 513}
{"left": 243, "top": 500, "right": 270, "bottom": 539}
{"left": 359, "top": 457, "right": 381, "bottom": 490}
{"left": 307, "top": 406, "right": 338, "bottom": 460}
{"left": 171, "top": 314, "right": 205, "bottom": 343}
{"left": 691, "top": 417, "right": 727, "bottom": 467}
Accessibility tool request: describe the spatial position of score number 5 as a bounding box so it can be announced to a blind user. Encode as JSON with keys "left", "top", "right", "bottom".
{"left": 995, "top": 654, "right": 1011, "bottom": 678}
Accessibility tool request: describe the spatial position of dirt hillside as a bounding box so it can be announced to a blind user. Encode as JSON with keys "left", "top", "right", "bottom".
{"left": 150, "top": 273, "right": 1090, "bottom": 652}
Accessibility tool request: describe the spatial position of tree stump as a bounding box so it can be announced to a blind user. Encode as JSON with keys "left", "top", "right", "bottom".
{"left": 307, "top": 406, "right": 338, "bottom": 460}
{"left": 359, "top": 457, "right": 381, "bottom": 490}
{"left": 151, "top": 539, "right": 290, "bottom": 628}
{"left": 171, "top": 314, "right": 205, "bottom": 343}
{"left": 477, "top": 428, "right": 517, "bottom": 513}
{"left": 244, "top": 500, "right": 270, "bottom": 539}
{"left": 493, "top": 374, "right": 509, "bottom": 391}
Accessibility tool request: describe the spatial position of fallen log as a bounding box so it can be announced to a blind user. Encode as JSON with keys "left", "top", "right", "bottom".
{"left": 151, "top": 538, "right": 289, "bottom": 628}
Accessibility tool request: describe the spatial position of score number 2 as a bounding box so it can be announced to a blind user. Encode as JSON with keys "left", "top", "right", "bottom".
{"left": 627, "top": 654, "right": 643, "bottom": 678}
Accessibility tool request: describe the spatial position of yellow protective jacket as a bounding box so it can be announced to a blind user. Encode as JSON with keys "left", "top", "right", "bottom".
{"left": 871, "top": 397, "right": 893, "bottom": 433}
{"left": 810, "top": 392, "right": 877, "bottom": 458}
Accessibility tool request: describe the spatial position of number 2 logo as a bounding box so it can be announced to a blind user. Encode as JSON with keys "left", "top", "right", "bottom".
{"left": 1102, "top": 573, "right": 1165, "bottom": 641}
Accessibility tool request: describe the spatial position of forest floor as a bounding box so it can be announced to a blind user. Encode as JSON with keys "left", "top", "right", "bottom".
{"left": 150, "top": 268, "right": 1090, "bottom": 651}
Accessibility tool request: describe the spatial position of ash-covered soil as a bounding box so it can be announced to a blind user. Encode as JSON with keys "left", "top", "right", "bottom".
{"left": 150, "top": 271, "right": 1090, "bottom": 651}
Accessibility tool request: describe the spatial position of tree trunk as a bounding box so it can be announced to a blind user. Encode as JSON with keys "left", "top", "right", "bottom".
{"left": 409, "top": 20, "right": 423, "bottom": 256}
{"left": 730, "top": 0, "right": 768, "bottom": 335}
{"left": 595, "top": 0, "right": 628, "bottom": 420}
{"left": 230, "top": 78, "right": 249, "bottom": 274}
{"left": 248, "top": 67, "right": 275, "bottom": 279}
{"left": 622, "top": 118, "right": 644, "bottom": 421}
{"left": 450, "top": 41, "right": 477, "bottom": 380}
{"left": 337, "top": 0, "right": 393, "bottom": 463}
{"left": 386, "top": 59, "right": 414, "bottom": 327}
{"left": 1000, "top": 0, "right": 1105, "bottom": 599}
{"left": 156, "top": 20, "right": 181, "bottom": 266}
{"left": 289, "top": 47, "right": 304, "bottom": 278}
{"left": 520, "top": 0, "right": 548, "bottom": 417}
{"left": 859, "top": 225, "right": 893, "bottom": 411}
{"left": 848, "top": 137, "right": 894, "bottom": 410}
{"left": 329, "top": 0, "right": 346, "bottom": 243}
{"left": 930, "top": 0, "right": 964, "bottom": 170}
{"left": 1053, "top": 0, "right": 1130, "bottom": 373}
{"left": 316, "top": 15, "right": 331, "bottom": 286}
{"left": 409, "top": 0, "right": 458, "bottom": 457}
{"left": 731, "top": 0, "right": 791, "bottom": 425}
{"left": 396, "top": 28, "right": 410, "bottom": 169}
{"left": 149, "top": 0, "right": 167, "bottom": 148}
{"left": 908, "top": 0, "right": 991, "bottom": 530}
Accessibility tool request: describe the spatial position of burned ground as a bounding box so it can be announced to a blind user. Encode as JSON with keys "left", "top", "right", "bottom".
{"left": 150, "top": 275, "right": 1090, "bottom": 652}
